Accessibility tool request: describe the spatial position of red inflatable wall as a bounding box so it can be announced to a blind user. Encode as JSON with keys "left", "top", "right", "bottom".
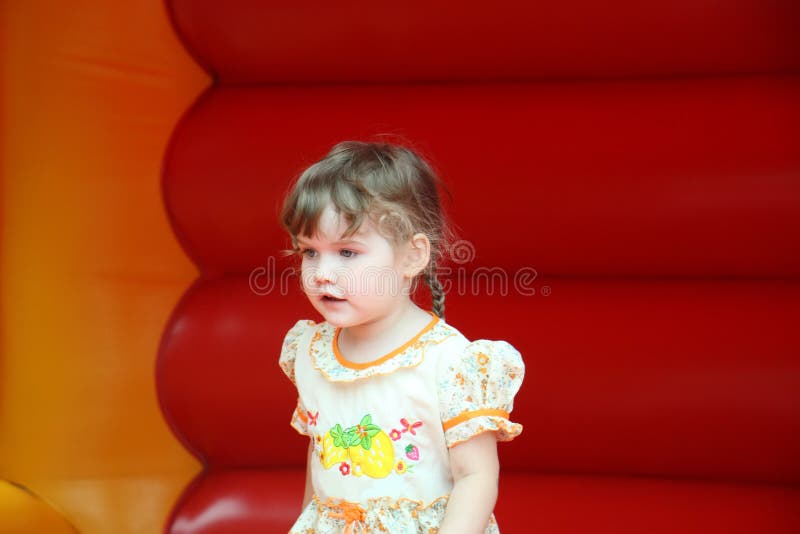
{"left": 157, "top": 1, "right": 800, "bottom": 532}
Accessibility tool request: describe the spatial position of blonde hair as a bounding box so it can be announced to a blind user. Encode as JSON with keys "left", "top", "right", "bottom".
{"left": 280, "top": 140, "right": 453, "bottom": 318}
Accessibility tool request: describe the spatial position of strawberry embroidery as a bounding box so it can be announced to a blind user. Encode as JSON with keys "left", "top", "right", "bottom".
{"left": 405, "top": 444, "right": 420, "bottom": 461}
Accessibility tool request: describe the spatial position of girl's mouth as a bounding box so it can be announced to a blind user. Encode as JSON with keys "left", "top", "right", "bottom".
{"left": 322, "top": 295, "right": 345, "bottom": 302}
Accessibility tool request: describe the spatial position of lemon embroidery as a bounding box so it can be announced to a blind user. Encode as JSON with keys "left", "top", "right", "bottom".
{"left": 319, "top": 414, "right": 395, "bottom": 479}
{"left": 320, "top": 431, "right": 349, "bottom": 468}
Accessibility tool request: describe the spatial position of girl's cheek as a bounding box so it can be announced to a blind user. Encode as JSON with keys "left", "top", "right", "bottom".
{"left": 299, "top": 265, "right": 314, "bottom": 291}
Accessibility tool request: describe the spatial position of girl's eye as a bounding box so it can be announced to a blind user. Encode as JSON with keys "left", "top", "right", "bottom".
{"left": 299, "top": 248, "right": 316, "bottom": 258}
{"left": 340, "top": 249, "right": 357, "bottom": 258}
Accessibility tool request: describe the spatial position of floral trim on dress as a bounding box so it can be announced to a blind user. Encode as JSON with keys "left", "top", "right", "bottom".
{"left": 444, "top": 414, "right": 523, "bottom": 448}
{"left": 290, "top": 494, "right": 500, "bottom": 534}
{"left": 308, "top": 315, "right": 459, "bottom": 382}
{"left": 438, "top": 339, "right": 525, "bottom": 448}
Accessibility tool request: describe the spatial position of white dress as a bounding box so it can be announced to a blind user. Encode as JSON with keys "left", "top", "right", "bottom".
{"left": 279, "top": 311, "right": 525, "bottom": 533}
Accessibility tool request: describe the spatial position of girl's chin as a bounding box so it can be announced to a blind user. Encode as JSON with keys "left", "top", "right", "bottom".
{"left": 321, "top": 316, "right": 359, "bottom": 329}
{"left": 315, "top": 308, "right": 377, "bottom": 329}
{"left": 312, "top": 305, "right": 354, "bottom": 327}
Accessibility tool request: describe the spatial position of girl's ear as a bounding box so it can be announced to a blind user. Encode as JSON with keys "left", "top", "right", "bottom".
{"left": 403, "top": 232, "right": 431, "bottom": 278}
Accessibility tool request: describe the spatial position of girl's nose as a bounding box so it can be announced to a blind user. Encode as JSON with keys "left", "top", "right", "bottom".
{"left": 313, "top": 267, "right": 336, "bottom": 285}
{"left": 312, "top": 257, "right": 338, "bottom": 285}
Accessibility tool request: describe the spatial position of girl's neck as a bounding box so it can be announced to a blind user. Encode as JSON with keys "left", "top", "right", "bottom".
{"left": 337, "top": 301, "right": 434, "bottom": 364}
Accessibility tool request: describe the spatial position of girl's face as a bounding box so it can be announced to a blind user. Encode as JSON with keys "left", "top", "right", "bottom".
{"left": 297, "top": 203, "right": 411, "bottom": 328}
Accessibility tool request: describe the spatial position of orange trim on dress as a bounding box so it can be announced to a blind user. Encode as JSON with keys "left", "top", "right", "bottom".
{"left": 315, "top": 493, "right": 451, "bottom": 513}
{"left": 296, "top": 406, "right": 309, "bottom": 423}
{"left": 333, "top": 311, "right": 439, "bottom": 370}
{"left": 327, "top": 500, "right": 367, "bottom": 533}
{"left": 442, "top": 408, "right": 510, "bottom": 431}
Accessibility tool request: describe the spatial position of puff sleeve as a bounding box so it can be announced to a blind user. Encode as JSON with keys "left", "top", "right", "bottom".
{"left": 437, "top": 339, "right": 525, "bottom": 448}
{"left": 278, "top": 319, "right": 316, "bottom": 436}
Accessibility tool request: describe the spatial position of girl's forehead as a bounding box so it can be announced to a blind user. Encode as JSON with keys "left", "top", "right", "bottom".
{"left": 319, "top": 204, "right": 351, "bottom": 229}
{"left": 300, "top": 204, "right": 374, "bottom": 243}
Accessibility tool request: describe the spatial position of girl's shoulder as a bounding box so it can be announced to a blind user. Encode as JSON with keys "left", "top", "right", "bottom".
{"left": 278, "top": 319, "right": 320, "bottom": 385}
{"left": 434, "top": 320, "right": 524, "bottom": 368}
{"left": 434, "top": 320, "right": 526, "bottom": 410}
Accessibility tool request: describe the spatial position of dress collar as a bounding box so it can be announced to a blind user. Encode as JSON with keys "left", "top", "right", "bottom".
{"left": 332, "top": 311, "right": 439, "bottom": 370}
{"left": 309, "top": 312, "right": 456, "bottom": 382}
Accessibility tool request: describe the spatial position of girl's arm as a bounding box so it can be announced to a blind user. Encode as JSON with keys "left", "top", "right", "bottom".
{"left": 301, "top": 440, "right": 314, "bottom": 509}
{"left": 439, "top": 431, "right": 500, "bottom": 533}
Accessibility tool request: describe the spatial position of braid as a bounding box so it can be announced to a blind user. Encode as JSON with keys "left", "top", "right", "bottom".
{"left": 424, "top": 266, "right": 446, "bottom": 320}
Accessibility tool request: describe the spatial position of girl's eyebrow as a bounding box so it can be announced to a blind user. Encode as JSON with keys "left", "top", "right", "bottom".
{"left": 336, "top": 237, "right": 367, "bottom": 245}
{"left": 296, "top": 236, "right": 366, "bottom": 246}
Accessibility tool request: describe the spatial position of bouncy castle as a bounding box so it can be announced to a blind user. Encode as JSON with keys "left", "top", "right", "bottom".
{"left": 2, "top": 1, "right": 799, "bottom": 532}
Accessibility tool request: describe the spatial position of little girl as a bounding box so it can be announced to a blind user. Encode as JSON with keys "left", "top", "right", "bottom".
{"left": 278, "top": 140, "right": 524, "bottom": 533}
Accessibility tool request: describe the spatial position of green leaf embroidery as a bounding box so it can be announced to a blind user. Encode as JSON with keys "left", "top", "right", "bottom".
{"left": 328, "top": 416, "right": 386, "bottom": 450}
{"left": 343, "top": 428, "right": 359, "bottom": 447}
{"left": 330, "top": 424, "right": 343, "bottom": 448}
